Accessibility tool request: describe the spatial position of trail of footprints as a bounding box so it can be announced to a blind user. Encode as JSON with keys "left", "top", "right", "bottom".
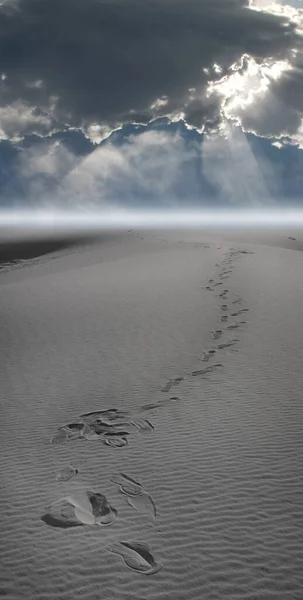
{"left": 44, "top": 246, "right": 252, "bottom": 576}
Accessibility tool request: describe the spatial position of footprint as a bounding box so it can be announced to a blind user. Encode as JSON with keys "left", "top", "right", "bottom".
{"left": 110, "top": 474, "right": 156, "bottom": 518}
{"left": 192, "top": 364, "right": 223, "bottom": 377}
{"left": 161, "top": 377, "right": 184, "bottom": 393}
{"left": 103, "top": 434, "right": 129, "bottom": 448}
{"left": 219, "top": 290, "right": 229, "bottom": 298}
{"left": 213, "top": 282, "right": 222, "bottom": 287}
{"left": 67, "top": 491, "right": 117, "bottom": 526}
{"left": 56, "top": 465, "right": 79, "bottom": 482}
{"left": 212, "top": 330, "right": 223, "bottom": 340}
{"left": 220, "top": 304, "right": 228, "bottom": 311}
{"left": 50, "top": 430, "right": 69, "bottom": 445}
{"left": 107, "top": 541, "right": 160, "bottom": 575}
{"left": 219, "top": 315, "right": 228, "bottom": 323}
{"left": 80, "top": 409, "right": 129, "bottom": 423}
{"left": 132, "top": 419, "right": 154, "bottom": 433}
{"left": 217, "top": 339, "right": 239, "bottom": 349}
{"left": 202, "top": 286, "right": 214, "bottom": 291}
{"left": 226, "top": 322, "right": 246, "bottom": 330}
{"left": 127, "top": 493, "right": 156, "bottom": 519}
{"left": 208, "top": 279, "right": 215, "bottom": 283}
{"left": 42, "top": 491, "right": 117, "bottom": 528}
{"left": 231, "top": 309, "right": 249, "bottom": 316}
{"left": 50, "top": 423, "right": 86, "bottom": 444}
{"left": 201, "top": 350, "right": 216, "bottom": 362}
{"left": 232, "top": 298, "right": 242, "bottom": 305}
{"left": 41, "top": 503, "right": 83, "bottom": 529}
{"left": 110, "top": 473, "right": 143, "bottom": 496}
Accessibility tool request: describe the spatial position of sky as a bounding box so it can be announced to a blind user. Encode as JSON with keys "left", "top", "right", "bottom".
{"left": 0, "top": 0, "right": 303, "bottom": 212}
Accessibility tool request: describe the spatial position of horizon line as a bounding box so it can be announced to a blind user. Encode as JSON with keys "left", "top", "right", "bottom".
{"left": 1, "top": 208, "right": 303, "bottom": 229}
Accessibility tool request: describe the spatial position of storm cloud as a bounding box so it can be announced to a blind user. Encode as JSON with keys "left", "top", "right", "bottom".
{"left": 0, "top": 0, "right": 302, "bottom": 142}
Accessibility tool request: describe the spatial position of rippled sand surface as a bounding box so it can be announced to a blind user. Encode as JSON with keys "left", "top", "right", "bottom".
{"left": 1, "top": 229, "right": 303, "bottom": 599}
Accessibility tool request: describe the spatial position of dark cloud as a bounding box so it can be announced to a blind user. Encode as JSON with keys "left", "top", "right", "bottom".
{"left": 0, "top": 0, "right": 301, "bottom": 140}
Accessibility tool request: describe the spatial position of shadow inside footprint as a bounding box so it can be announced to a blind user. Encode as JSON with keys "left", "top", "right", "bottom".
{"left": 231, "top": 309, "right": 249, "bottom": 316}
{"left": 217, "top": 339, "right": 239, "bottom": 349}
{"left": 226, "top": 322, "right": 246, "bottom": 330}
{"left": 108, "top": 541, "right": 160, "bottom": 575}
{"left": 212, "top": 330, "right": 223, "bottom": 340}
{"left": 41, "top": 512, "right": 83, "bottom": 529}
{"left": 192, "top": 364, "right": 223, "bottom": 377}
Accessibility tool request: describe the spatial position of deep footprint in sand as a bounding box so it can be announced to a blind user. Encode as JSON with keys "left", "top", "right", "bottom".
{"left": 221, "top": 304, "right": 228, "bottom": 312}
{"left": 192, "top": 364, "right": 223, "bottom": 377}
{"left": 51, "top": 423, "right": 85, "bottom": 444}
{"left": 226, "top": 322, "right": 246, "bottom": 330}
{"left": 108, "top": 541, "right": 160, "bottom": 575}
{"left": 42, "top": 491, "right": 117, "bottom": 528}
{"left": 217, "top": 339, "right": 239, "bottom": 349}
{"left": 212, "top": 330, "right": 223, "bottom": 340}
{"left": 219, "top": 315, "right": 228, "bottom": 323}
{"left": 66, "top": 491, "right": 117, "bottom": 525}
{"left": 219, "top": 290, "right": 229, "bottom": 298}
{"left": 161, "top": 377, "right": 184, "bottom": 393}
{"left": 201, "top": 350, "right": 216, "bottom": 362}
{"left": 110, "top": 473, "right": 156, "bottom": 518}
{"left": 51, "top": 407, "right": 142, "bottom": 447}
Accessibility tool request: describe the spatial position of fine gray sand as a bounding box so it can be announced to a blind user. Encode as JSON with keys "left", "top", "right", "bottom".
{"left": 1, "top": 229, "right": 303, "bottom": 599}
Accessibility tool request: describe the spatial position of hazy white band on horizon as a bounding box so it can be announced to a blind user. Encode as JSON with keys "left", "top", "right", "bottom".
{"left": 1, "top": 210, "right": 303, "bottom": 229}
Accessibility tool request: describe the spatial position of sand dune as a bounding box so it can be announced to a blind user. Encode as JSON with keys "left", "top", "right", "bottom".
{"left": 1, "top": 229, "right": 303, "bottom": 599}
